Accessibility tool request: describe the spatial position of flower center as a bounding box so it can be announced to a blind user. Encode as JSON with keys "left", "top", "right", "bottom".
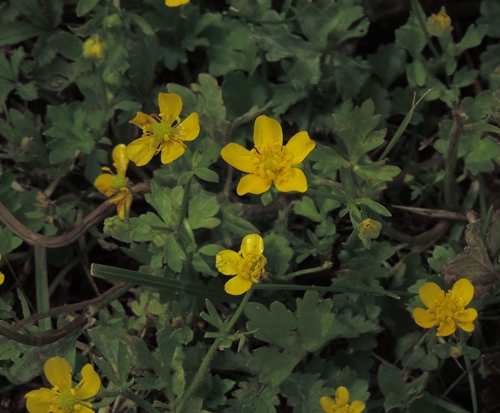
{"left": 429, "top": 290, "right": 465, "bottom": 323}
{"left": 237, "top": 253, "right": 267, "bottom": 283}
{"left": 250, "top": 143, "right": 294, "bottom": 183}
{"left": 111, "top": 174, "right": 128, "bottom": 190}
{"left": 57, "top": 388, "right": 79, "bottom": 412}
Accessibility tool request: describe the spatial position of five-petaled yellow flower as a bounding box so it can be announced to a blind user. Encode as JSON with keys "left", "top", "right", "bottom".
{"left": 0, "top": 254, "right": 4, "bottom": 285}
{"left": 166, "top": 0, "right": 189, "bottom": 6}
{"left": 94, "top": 144, "right": 133, "bottom": 220}
{"left": 320, "top": 386, "right": 365, "bottom": 413}
{"left": 128, "top": 93, "right": 200, "bottom": 166}
{"left": 413, "top": 278, "right": 478, "bottom": 336}
{"left": 25, "top": 356, "right": 101, "bottom": 413}
{"left": 215, "top": 234, "right": 267, "bottom": 295}
{"left": 221, "top": 115, "right": 315, "bottom": 195}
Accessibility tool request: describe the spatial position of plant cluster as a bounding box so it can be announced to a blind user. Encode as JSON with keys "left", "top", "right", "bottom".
{"left": 1, "top": 0, "right": 500, "bottom": 412}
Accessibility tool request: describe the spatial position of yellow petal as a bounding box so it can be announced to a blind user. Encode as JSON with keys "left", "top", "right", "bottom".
{"left": 79, "top": 403, "right": 96, "bottom": 413}
{"left": 236, "top": 174, "right": 272, "bottom": 195}
{"left": 177, "top": 112, "right": 200, "bottom": 142}
{"left": 112, "top": 144, "right": 129, "bottom": 176}
{"left": 275, "top": 168, "right": 308, "bottom": 193}
{"left": 94, "top": 174, "right": 115, "bottom": 197}
{"left": 0, "top": 272, "right": 4, "bottom": 285}
{"left": 129, "top": 112, "right": 156, "bottom": 129}
{"left": 215, "top": 250, "right": 241, "bottom": 275}
{"left": 350, "top": 400, "right": 366, "bottom": 413}
{"left": 75, "top": 364, "right": 101, "bottom": 400}
{"left": 240, "top": 234, "right": 264, "bottom": 257}
{"left": 127, "top": 136, "right": 160, "bottom": 166}
{"left": 286, "top": 131, "right": 315, "bottom": 165}
{"left": 225, "top": 274, "right": 253, "bottom": 295}
{"left": 437, "top": 319, "right": 456, "bottom": 336}
{"left": 319, "top": 396, "right": 336, "bottom": 412}
{"left": 456, "top": 320, "right": 475, "bottom": 333}
{"left": 44, "top": 356, "right": 73, "bottom": 391}
{"left": 451, "top": 278, "right": 474, "bottom": 306}
{"left": 254, "top": 115, "right": 283, "bottom": 148}
{"left": 165, "top": 0, "right": 190, "bottom": 7}
{"left": 115, "top": 190, "right": 133, "bottom": 220}
{"left": 221, "top": 143, "right": 254, "bottom": 173}
{"left": 413, "top": 307, "right": 438, "bottom": 328}
{"left": 455, "top": 308, "right": 478, "bottom": 324}
{"left": 158, "top": 93, "right": 182, "bottom": 124}
{"left": 25, "top": 389, "right": 57, "bottom": 413}
{"left": 419, "top": 282, "right": 444, "bottom": 308}
{"left": 335, "top": 386, "right": 349, "bottom": 406}
{"left": 160, "top": 140, "right": 185, "bottom": 164}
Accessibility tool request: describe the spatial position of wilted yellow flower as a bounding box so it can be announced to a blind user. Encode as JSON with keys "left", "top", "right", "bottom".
{"left": 413, "top": 278, "right": 477, "bottom": 336}
{"left": 215, "top": 234, "right": 267, "bottom": 295}
{"left": 427, "top": 7, "right": 452, "bottom": 37}
{"left": 320, "top": 386, "right": 365, "bottom": 413}
{"left": 359, "top": 218, "right": 382, "bottom": 239}
{"left": 83, "top": 35, "right": 106, "bottom": 60}
{"left": 94, "top": 144, "right": 133, "bottom": 220}
{"left": 128, "top": 93, "right": 199, "bottom": 166}
{"left": 25, "top": 356, "right": 101, "bottom": 413}
{"left": 166, "top": 0, "right": 189, "bottom": 6}
{"left": 0, "top": 254, "right": 4, "bottom": 285}
{"left": 221, "top": 115, "right": 315, "bottom": 195}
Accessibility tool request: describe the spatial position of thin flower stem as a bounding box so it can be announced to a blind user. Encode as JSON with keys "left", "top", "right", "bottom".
{"left": 460, "top": 331, "right": 478, "bottom": 413}
{"left": 175, "top": 290, "right": 253, "bottom": 413}
{"left": 440, "top": 356, "right": 483, "bottom": 400}
{"left": 410, "top": 0, "right": 440, "bottom": 61}
{"left": 444, "top": 100, "right": 463, "bottom": 211}
{"left": 122, "top": 389, "right": 160, "bottom": 413}
{"left": 275, "top": 261, "right": 332, "bottom": 281}
{"left": 35, "top": 245, "right": 51, "bottom": 331}
{"left": 176, "top": 175, "right": 193, "bottom": 234}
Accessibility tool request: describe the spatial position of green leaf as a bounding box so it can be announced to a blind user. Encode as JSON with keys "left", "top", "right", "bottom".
{"left": 198, "top": 244, "right": 224, "bottom": 256}
{"left": 248, "top": 347, "right": 303, "bottom": 386}
{"left": 353, "top": 162, "right": 400, "bottom": 182}
{"left": 16, "top": 81, "right": 37, "bottom": 101}
{"left": 394, "top": 11, "right": 426, "bottom": 54}
{"left": 294, "top": 196, "right": 322, "bottom": 223}
{"left": 188, "top": 193, "right": 220, "bottom": 229}
{"left": 195, "top": 167, "right": 219, "bottom": 183}
{"left": 146, "top": 182, "right": 180, "bottom": 228}
{"left": 487, "top": 209, "right": 500, "bottom": 260}
{"left": 128, "top": 13, "right": 154, "bottom": 35}
{"left": 281, "top": 373, "right": 330, "bottom": 413}
{"left": 407, "top": 60, "right": 426, "bottom": 87}
{"left": 310, "top": 143, "right": 349, "bottom": 176}
{"left": 76, "top": 0, "right": 100, "bottom": 16}
{"left": 378, "top": 364, "right": 405, "bottom": 397}
{"left": 164, "top": 233, "right": 187, "bottom": 273}
{"left": 263, "top": 233, "right": 293, "bottom": 277}
{"left": 368, "top": 43, "right": 407, "bottom": 88}
{"left": 0, "top": 22, "right": 43, "bottom": 47}
{"left": 357, "top": 198, "right": 391, "bottom": 217}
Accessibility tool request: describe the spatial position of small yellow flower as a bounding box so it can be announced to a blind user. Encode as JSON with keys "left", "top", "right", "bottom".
{"left": 82, "top": 35, "right": 107, "bottom": 60}
{"left": 94, "top": 144, "right": 133, "bottom": 220}
{"left": 128, "top": 93, "right": 200, "bottom": 166}
{"left": 359, "top": 218, "right": 382, "bottom": 239}
{"left": 320, "top": 386, "right": 365, "bottom": 413}
{"left": 215, "top": 234, "right": 267, "bottom": 295}
{"left": 427, "top": 7, "right": 452, "bottom": 37}
{"left": 0, "top": 254, "right": 4, "bottom": 285}
{"left": 165, "top": 0, "right": 189, "bottom": 6}
{"left": 413, "top": 278, "right": 478, "bottom": 336}
{"left": 221, "top": 115, "right": 315, "bottom": 195}
{"left": 25, "top": 356, "right": 101, "bottom": 413}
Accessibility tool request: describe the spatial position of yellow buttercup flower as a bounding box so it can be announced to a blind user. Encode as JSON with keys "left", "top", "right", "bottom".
{"left": 127, "top": 93, "right": 200, "bottom": 166}
{"left": 0, "top": 254, "right": 4, "bottom": 285}
{"left": 221, "top": 115, "right": 315, "bottom": 195}
{"left": 427, "top": 7, "right": 452, "bottom": 37}
{"left": 82, "top": 35, "right": 107, "bottom": 60}
{"left": 358, "top": 218, "right": 382, "bottom": 240}
{"left": 215, "top": 234, "right": 267, "bottom": 295}
{"left": 320, "top": 386, "right": 365, "bottom": 413}
{"left": 165, "top": 0, "right": 189, "bottom": 6}
{"left": 94, "top": 144, "right": 133, "bottom": 220}
{"left": 413, "top": 278, "right": 478, "bottom": 336}
{"left": 25, "top": 356, "right": 101, "bottom": 413}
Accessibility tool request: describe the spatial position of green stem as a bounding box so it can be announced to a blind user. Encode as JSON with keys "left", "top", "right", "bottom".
{"left": 440, "top": 357, "right": 483, "bottom": 399}
{"left": 460, "top": 331, "right": 478, "bottom": 413}
{"left": 275, "top": 262, "right": 332, "bottom": 281}
{"left": 175, "top": 290, "right": 252, "bottom": 413}
{"left": 35, "top": 245, "right": 50, "bottom": 331}
{"left": 122, "top": 389, "right": 160, "bottom": 413}
{"left": 444, "top": 100, "right": 463, "bottom": 211}
{"left": 410, "top": 0, "right": 441, "bottom": 60}
{"left": 176, "top": 176, "right": 193, "bottom": 234}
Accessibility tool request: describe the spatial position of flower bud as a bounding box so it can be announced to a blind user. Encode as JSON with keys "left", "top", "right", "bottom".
{"left": 427, "top": 7, "right": 452, "bottom": 37}
{"left": 359, "top": 218, "right": 382, "bottom": 240}
{"left": 449, "top": 346, "right": 462, "bottom": 359}
{"left": 103, "top": 14, "right": 122, "bottom": 29}
{"left": 83, "top": 35, "right": 107, "bottom": 60}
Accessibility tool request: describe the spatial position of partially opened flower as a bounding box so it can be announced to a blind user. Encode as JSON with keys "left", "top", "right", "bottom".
{"left": 413, "top": 278, "right": 478, "bottom": 336}
{"left": 215, "top": 234, "right": 267, "bottom": 295}
{"left": 427, "top": 7, "right": 452, "bottom": 37}
{"left": 166, "top": 0, "right": 189, "bottom": 6}
{"left": 320, "top": 386, "right": 365, "bottom": 413}
{"left": 221, "top": 115, "right": 315, "bottom": 195}
{"left": 128, "top": 93, "right": 199, "bottom": 166}
{"left": 25, "top": 356, "right": 101, "bottom": 413}
{"left": 94, "top": 144, "right": 133, "bottom": 220}
{"left": 82, "top": 35, "right": 107, "bottom": 60}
